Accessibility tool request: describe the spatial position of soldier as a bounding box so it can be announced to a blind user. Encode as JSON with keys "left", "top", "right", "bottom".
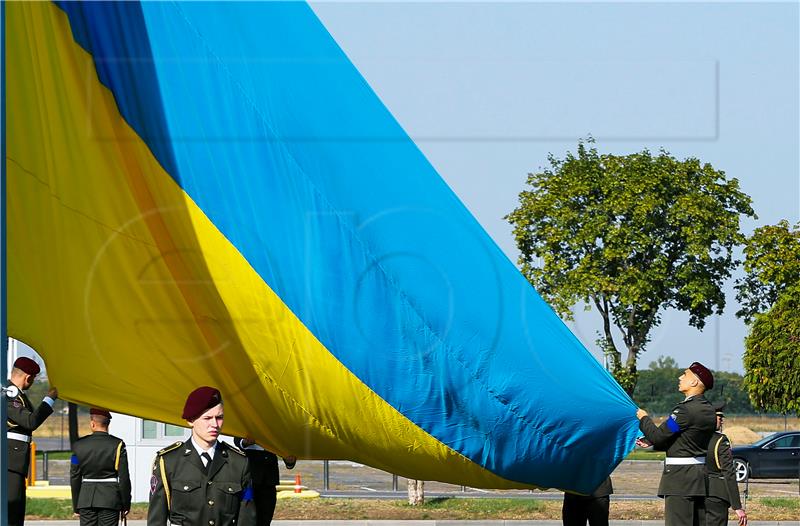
{"left": 561, "top": 476, "right": 613, "bottom": 526}
{"left": 70, "top": 408, "right": 132, "bottom": 526}
{"left": 636, "top": 361, "right": 716, "bottom": 526}
{"left": 5, "top": 356, "right": 59, "bottom": 526}
{"left": 233, "top": 437, "right": 296, "bottom": 526}
{"left": 706, "top": 403, "right": 747, "bottom": 526}
{"left": 148, "top": 386, "right": 255, "bottom": 526}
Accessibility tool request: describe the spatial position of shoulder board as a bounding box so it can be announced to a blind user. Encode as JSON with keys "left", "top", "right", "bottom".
{"left": 223, "top": 442, "right": 246, "bottom": 456}
{"left": 157, "top": 441, "right": 184, "bottom": 456}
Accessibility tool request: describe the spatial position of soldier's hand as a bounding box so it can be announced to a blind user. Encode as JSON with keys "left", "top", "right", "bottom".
{"left": 636, "top": 408, "right": 648, "bottom": 420}
{"left": 48, "top": 387, "right": 59, "bottom": 399}
{"left": 635, "top": 437, "right": 652, "bottom": 449}
{"left": 735, "top": 509, "right": 746, "bottom": 526}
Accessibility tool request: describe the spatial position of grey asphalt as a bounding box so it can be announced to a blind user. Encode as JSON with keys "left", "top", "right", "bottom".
{"left": 24, "top": 521, "right": 800, "bottom": 526}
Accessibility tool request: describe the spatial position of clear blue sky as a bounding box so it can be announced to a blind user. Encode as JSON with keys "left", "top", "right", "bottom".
{"left": 311, "top": 1, "right": 800, "bottom": 374}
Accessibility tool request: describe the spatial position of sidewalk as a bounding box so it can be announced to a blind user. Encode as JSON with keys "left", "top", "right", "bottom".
{"left": 25, "top": 521, "right": 800, "bottom": 526}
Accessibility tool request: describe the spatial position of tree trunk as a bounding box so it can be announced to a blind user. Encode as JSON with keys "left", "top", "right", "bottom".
{"left": 407, "top": 479, "right": 424, "bottom": 505}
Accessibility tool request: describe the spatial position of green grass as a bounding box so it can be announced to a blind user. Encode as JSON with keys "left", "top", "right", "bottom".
{"left": 35, "top": 451, "right": 71, "bottom": 460}
{"left": 25, "top": 499, "right": 74, "bottom": 518}
{"left": 26, "top": 499, "right": 149, "bottom": 519}
{"left": 759, "top": 497, "right": 800, "bottom": 509}
{"left": 400, "top": 497, "right": 545, "bottom": 513}
{"left": 625, "top": 449, "right": 665, "bottom": 460}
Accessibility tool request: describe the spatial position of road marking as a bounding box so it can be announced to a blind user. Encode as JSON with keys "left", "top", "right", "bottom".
{"left": 359, "top": 486, "right": 378, "bottom": 492}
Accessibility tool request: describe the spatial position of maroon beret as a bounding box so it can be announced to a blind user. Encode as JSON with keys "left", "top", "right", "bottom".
{"left": 689, "top": 361, "right": 714, "bottom": 390}
{"left": 14, "top": 357, "right": 40, "bottom": 376}
{"left": 182, "top": 386, "right": 222, "bottom": 421}
{"left": 90, "top": 408, "right": 112, "bottom": 419}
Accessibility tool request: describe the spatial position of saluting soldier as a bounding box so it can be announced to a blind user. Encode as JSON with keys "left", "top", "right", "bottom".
{"left": 636, "top": 361, "right": 716, "bottom": 526}
{"left": 233, "top": 437, "right": 296, "bottom": 526}
{"left": 70, "top": 408, "right": 132, "bottom": 526}
{"left": 5, "top": 356, "right": 59, "bottom": 526}
{"left": 148, "top": 386, "right": 255, "bottom": 526}
{"left": 706, "top": 403, "right": 747, "bottom": 526}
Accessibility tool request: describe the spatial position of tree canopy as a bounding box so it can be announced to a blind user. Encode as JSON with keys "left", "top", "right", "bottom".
{"left": 506, "top": 139, "right": 755, "bottom": 392}
{"left": 743, "top": 285, "right": 800, "bottom": 414}
{"left": 735, "top": 220, "right": 800, "bottom": 323}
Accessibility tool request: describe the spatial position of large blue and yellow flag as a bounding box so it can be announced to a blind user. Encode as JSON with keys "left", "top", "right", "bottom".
{"left": 5, "top": 1, "right": 639, "bottom": 492}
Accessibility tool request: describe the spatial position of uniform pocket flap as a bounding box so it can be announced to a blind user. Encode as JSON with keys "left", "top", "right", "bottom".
{"left": 173, "top": 480, "right": 201, "bottom": 492}
{"left": 218, "top": 482, "right": 242, "bottom": 494}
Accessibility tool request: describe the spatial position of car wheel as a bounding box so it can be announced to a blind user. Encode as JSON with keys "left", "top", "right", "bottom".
{"left": 733, "top": 459, "right": 749, "bottom": 483}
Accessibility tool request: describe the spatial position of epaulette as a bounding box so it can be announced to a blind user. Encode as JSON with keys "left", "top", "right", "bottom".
{"left": 224, "top": 442, "right": 246, "bottom": 456}
{"left": 156, "top": 441, "right": 184, "bottom": 456}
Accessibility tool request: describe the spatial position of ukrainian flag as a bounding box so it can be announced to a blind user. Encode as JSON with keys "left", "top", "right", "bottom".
{"left": 5, "top": 1, "right": 638, "bottom": 492}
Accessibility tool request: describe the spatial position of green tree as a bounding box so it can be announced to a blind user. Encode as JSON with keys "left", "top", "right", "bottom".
{"left": 633, "top": 356, "right": 682, "bottom": 413}
{"left": 743, "top": 285, "right": 800, "bottom": 414}
{"left": 735, "top": 220, "right": 800, "bottom": 323}
{"left": 506, "top": 139, "right": 755, "bottom": 393}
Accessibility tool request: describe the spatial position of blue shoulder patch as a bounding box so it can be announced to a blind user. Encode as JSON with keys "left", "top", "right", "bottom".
{"left": 70, "top": 454, "right": 79, "bottom": 465}
{"left": 241, "top": 486, "right": 253, "bottom": 502}
{"left": 666, "top": 414, "right": 681, "bottom": 433}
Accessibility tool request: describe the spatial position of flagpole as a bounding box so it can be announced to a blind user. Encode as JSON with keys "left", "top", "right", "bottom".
{"left": 1, "top": 0, "right": 9, "bottom": 523}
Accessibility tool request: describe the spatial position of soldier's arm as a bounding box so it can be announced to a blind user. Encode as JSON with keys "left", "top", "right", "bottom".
{"left": 6, "top": 398, "right": 54, "bottom": 430}
{"left": 715, "top": 434, "right": 744, "bottom": 510}
{"left": 147, "top": 455, "right": 169, "bottom": 526}
{"left": 237, "top": 460, "right": 257, "bottom": 526}
{"left": 118, "top": 442, "right": 133, "bottom": 512}
{"left": 69, "top": 452, "right": 82, "bottom": 513}
{"left": 638, "top": 406, "right": 688, "bottom": 450}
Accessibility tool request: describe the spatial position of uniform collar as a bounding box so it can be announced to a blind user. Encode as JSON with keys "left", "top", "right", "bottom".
{"left": 190, "top": 436, "right": 217, "bottom": 459}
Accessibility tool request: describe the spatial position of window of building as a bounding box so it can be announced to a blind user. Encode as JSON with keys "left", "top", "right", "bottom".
{"left": 141, "top": 420, "right": 188, "bottom": 440}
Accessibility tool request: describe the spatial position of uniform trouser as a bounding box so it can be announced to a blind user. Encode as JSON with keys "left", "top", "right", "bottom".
{"left": 664, "top": 495, "right": 706, "bottom": 526}
{"left": 78, "top": 508, "right": 121, "bottom": 526}
{"left": 254, "top": 486, "right": 277, "bottom": 526}
{"left": 705, "top": 496, "right": 732, "bottom": 526}
{"left": 7, "top": 470, "right": 27, "bottom": 526}
{"left": 562, "top": 493, "right": 610, "bottom": 526}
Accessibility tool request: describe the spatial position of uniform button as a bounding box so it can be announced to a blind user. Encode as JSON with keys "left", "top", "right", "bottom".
{"left": 209, "top": 521, "right": 215, "bottom": 525}
{"left": 207, "top": 481, "right": 213, "bottom": 485}
{"left": 183, "top": 486, "right": 189, "bottom": 490}
{"left": 228, "top": 487, "right": 232, "bottom": 491}
{"left": 208, "top": 500, "right": 214, "bottom": 506}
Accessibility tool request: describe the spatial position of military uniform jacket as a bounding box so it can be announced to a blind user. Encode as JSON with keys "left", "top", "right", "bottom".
{"left": 70, "top": 431, "right": 132, "bottom": 512}
{"left": 148, "top": 440, "right": 256, "bottom": 526}
{"left": 639, "top": 395, "right": 716, "bottom": 496}
{"left": 706, "top": 432, "right": 742, "bottom": 509}
{"left": 6, "top": 386, "right": 54, "bottom": 475}
{"left": 232, "top": 438, "right": 279, "bottom": 487}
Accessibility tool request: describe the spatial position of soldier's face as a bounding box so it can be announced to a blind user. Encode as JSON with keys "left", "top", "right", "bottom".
{"left": 678, "top": 369, "right": 698, "bottom": 393}
{"left": 189, "top": 403, "right": 224, "bottom": 445}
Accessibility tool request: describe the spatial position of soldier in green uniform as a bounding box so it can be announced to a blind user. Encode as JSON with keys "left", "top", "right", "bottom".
{"left": 5, "top": 357, "right": 59, "bottom": 526}
{"left": 148, "top": 386, "right": 255, "bottom": 526}
{"left": 70, "top": 408, "right": 132, "bottom": 526}
{"left": 636, "top": 361, "right": 716, "bottom": 526}
{"left": 706, "top": 403, "right": 747, "bottom": 526}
